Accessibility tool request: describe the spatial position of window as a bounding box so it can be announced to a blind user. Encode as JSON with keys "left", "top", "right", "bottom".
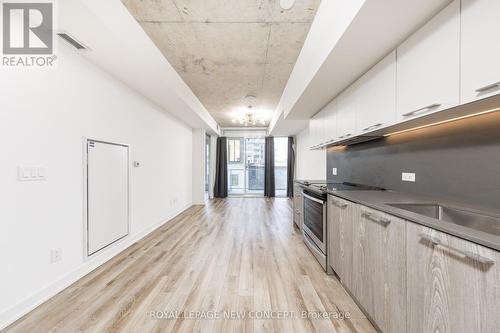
{"left": 228, "top": 138, "right": 243, "bottom": 163}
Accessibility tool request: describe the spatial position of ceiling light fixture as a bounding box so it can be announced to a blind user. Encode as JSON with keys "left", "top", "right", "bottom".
{"left": 280, "top": 0, "right": 295, "bottom": 10}
{"left": 232, "top": 107, "right": 266, "bottom": 126}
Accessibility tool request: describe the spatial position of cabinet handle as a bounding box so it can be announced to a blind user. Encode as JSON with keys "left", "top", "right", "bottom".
{"left": 418, "top": 232, "right": 441, "bottom": 245}
{"left": 402, "top": 103, "right": 441, "bottom": 117}
{"left": 362, "top": 123, "right": 383, "bottom": 132}
{"left": 362, "top": 211, "right": 391, "bottom": 226}
{"left": 332, "top": 199, "right": 348, "bottom": 208}
{"left": 418, "top": 233, "right": 495, "bottom": 265}
{"left": 475, "top": 81, "right": 500, "bottom": 93}
{"left": 338, "top": 133, "right": 352, "bottom": 140}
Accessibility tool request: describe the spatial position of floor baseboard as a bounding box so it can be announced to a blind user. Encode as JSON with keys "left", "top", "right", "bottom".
{"left": 0, "top": 203, "right": 192, "bottom": 330}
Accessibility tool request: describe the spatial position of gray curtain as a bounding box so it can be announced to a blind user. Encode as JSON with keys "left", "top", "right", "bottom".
{"left": 264, "top": 136, "right": 275, "bottom": 197}
{"left": 213, "top": 136, "right": 228, "bottom": 198}
{"left": 287, "top": 136, "right": 295, "bottom": 198}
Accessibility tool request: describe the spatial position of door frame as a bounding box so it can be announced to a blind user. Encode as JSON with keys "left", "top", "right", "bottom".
{"left": 82, "top": 137, "right": 131, "bottom": 260}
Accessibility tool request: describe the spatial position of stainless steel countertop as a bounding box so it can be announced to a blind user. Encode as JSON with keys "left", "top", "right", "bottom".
{"left": 326, "top": 189, "right": 500, "bottom": 251}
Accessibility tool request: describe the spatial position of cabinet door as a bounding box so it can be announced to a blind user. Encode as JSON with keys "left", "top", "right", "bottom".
{"left": 407, "top": 222, "right": 500, "bottom": 332}
{"left": 324, "top": 99, "right": 337, "bottom": 144}
{"left": 356, "top": 51, "right": 396, "bottom": 133}
{"left": 327, "top": 195, "right": 356, "bottom": 289}
{"left": 461, "top": 0, "right": 500, "bottom": 103}
{"left": 352, "top": 206, "right": 406, "bottom": 333}
{"left": 336, "top": 84, "right": 357, "bottom": 140}
{"left": 309, "top": 111, "right": 325, "bottom": 148}
{"left": 308, "top": 116, "right": 317, "bottom": 148}
{"left": 317, "top": 108, "right": 327, "bottom": 146}
{"left": 396, "top": 0, "right": 460, "bottom": 121}
{"left": 293, "top": 185, "right": 303, "bottom": 229}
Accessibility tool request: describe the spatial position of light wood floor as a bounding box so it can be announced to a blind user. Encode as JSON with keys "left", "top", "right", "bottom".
{"left": 4, "top": 198, "right": 376, "bottom": 333}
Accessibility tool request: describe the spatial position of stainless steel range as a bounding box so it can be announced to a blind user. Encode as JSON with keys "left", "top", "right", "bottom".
{"left": 301, "top": 182, "right": 384, "bottom": 272}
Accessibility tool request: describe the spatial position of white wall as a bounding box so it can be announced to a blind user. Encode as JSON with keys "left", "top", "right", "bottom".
{"left": 295, "top": 127, "right": 326, "bottom": 180}
{"left": 192, "top": 129, "right": 206, "bottom": 204}
{"left": 0, "top": 43, "right": 193, "bottom": 328}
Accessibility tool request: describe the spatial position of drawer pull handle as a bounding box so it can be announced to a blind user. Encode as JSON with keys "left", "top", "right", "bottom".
{"left": 463, "top": 250, "right": 495, "bottom": 265}
{"left": 475, "top": 81, "right": 500, "bottom": 93}
{"left": 362, "top": 212, "right": 391, "bottom": 226}
{"left": 332, "top": 200, "right": 348, "bottom": 209}
{"left": 362, "top": 123, "right": 383, "bottom": 132}
{"left": 338, "top": 133, "right": 352, "bottom": 140}
{"left": 419, "top": 233, "right": 495, "bottom": 265}
{"left": 402, "top": 103, "right": 441, "bottom": 117}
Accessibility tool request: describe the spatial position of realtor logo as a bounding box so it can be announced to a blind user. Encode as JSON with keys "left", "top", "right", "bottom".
{"left": 2, "top": 2, "right": 53, "bottom": 54}
{"left": 1, "top": 1, "right": 56, "bottom": 67}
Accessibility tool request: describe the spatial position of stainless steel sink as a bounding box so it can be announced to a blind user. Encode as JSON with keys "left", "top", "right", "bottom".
{"left": 387, "top": 203, "right": 500, "bottom": 237}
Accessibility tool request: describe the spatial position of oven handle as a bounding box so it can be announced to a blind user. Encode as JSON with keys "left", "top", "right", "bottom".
{"left": 302, "top": 192, "right": 326, "bottom": 204}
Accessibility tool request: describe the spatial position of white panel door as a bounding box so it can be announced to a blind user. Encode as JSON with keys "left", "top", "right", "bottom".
{"left": 87, "top": 140, "right": 129, "bottom": 256}
{"left": 461, "top": 0, "right": 500, "bottom": 103}
{"left": 396, "top": 0, "right": 460, "bottom": 121}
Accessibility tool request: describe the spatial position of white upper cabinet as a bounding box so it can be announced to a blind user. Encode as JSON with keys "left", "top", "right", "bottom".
{"left": 396, "top": 0, "right": 460, "bottom": 121}
{"left": 318, "top": 108, "right": 327, "bottom": 145}
{"left": 461, "top": 0, "right": 500, "bottom": 103}
{"left": 324, "top": 99, "right": 337, "bottom": 143}
{"left": 308, "top": 114, "right": 318, "bottom": 148}
{"left": 336, "top": 84, "right": 357, "bottom": 140}
{"left": 356, "top": 51, "right": 397, "bottom": 133}
{"left": 308, "top": 108, "right": 326, "bottom": 148}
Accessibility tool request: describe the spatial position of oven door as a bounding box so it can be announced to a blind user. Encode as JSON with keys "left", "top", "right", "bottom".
{"left": 302, "top": 192, "right": 326, "bottom": 254}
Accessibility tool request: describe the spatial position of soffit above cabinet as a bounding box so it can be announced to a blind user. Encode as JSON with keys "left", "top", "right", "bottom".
{"left": 281, "top": 0, "right": 452, "bottom": 121}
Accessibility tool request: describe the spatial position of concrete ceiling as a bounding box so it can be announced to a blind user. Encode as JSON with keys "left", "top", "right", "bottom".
{"left": 121, "top": 0, "right": 321, "bottom": 127}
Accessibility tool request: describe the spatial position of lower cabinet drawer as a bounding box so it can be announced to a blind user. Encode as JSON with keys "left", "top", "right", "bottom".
{"left": 407, "top": 222, "right": 500, "bottom": 333}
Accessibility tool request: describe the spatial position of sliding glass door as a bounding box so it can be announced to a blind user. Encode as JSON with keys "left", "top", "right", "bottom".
{"left": 227, "top": 136, "right": 265, "bottom": 196}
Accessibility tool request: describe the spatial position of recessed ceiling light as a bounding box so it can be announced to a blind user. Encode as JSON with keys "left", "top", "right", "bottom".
{"left": 280, "top": 0, "right": 295, "bottom": 10}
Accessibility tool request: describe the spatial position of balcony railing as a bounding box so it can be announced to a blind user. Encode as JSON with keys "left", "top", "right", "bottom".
{"left": 228, "top": 165, "right": 287, "bottom": 194}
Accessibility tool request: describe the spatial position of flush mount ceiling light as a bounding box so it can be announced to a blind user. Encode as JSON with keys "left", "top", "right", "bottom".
{"left": 280, "top": 0, "right": 295, "bottom": 10}
{"left": 232, "top": 106, "right": 266, "bottom": 126}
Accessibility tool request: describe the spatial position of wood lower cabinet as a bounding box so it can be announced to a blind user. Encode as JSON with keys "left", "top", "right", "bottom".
{"left": 327, "top": 196, "right": 500, "bottom": 333}
{"left": 327, "top": 195, "right": 356, "bottom": 289}
{"left": 351, "top": 206, "right": 407, "bottom": 333}
{"left": 292, "top": 183, "right": 303, "bottom": 229}
{"left": 407, "top": 222, "right": 500, "bottom": 333}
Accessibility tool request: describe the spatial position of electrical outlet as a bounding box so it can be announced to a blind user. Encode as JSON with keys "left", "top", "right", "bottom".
{"left": 332, "top": 168, "right": 337, "bottom": 176}
{"left": 50, "top": 248, "right": 62, "bottom": 263}
{"left": 402, "top": 172, "right": 416, "bottom": 182}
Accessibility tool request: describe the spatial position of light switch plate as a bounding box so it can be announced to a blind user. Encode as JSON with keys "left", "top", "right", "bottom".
{"left": 402, "top": 172, "right": 416, "bottom": 182}
{"left": 332, "top": 168, "right": 337, "bottom": 176}
{"left": 18, "top": 166, "right": 46, "bottom": 181}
